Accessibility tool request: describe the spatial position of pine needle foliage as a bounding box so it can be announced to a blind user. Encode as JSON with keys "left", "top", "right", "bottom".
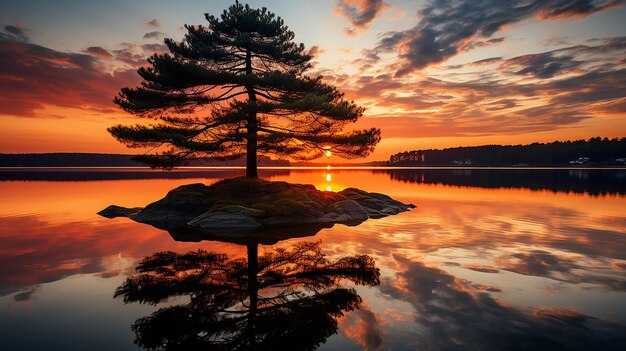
{"left": 110, "top": 1, "right": 380, "bottom": 176}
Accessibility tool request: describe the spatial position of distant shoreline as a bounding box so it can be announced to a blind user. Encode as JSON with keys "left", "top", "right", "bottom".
{"left": 2, "top": 151, "right": 626, "bottom": 168}
{"left": 1, "top": 166, "right": 625, "bottom": 170}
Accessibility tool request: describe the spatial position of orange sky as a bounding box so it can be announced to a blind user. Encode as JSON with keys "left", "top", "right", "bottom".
{"left": 1, "top": 0, "right": 625, "bottom": 161}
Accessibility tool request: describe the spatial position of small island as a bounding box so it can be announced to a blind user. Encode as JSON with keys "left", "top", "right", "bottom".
{"left": 99, "top": 177, "right": 415, "bottom": 238}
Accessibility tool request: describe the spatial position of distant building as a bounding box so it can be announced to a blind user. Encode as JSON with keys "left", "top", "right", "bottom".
{"left": 569, "top": 157, "right": 590, "bottom": 165}
{"left": 451, "top": 159, "right": 473, "bottom": 166}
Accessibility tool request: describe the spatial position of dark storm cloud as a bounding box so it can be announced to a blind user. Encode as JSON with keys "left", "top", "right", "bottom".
{"left": 336, "top": 0, "right": 385, "bottom": 34}
{"left": 368, "top": 0, "right": 623, "bottom": 76}
{"left": 378, "top": 256, "right": 626, "bottom": 350}
{"left": 0, "top": 36, "right": 138, "bottom": 117}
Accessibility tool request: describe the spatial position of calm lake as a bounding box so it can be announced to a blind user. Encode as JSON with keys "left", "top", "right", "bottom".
{"left": 1, "top": 168, "right": 625, "bottom": 350}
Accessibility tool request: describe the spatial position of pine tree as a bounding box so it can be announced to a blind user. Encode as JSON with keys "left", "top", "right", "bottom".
{"left": 110, "top": 1, "right": 380, "bottom": 177}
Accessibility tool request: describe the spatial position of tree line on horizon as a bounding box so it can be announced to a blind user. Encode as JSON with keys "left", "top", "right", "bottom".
{"left": 388, "top": 137, "right": 626, "bottom": 166}
{"left": 0, "top": 153, "right": 289, "bottom": 167}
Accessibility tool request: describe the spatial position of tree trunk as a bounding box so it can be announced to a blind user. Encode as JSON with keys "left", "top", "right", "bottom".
{"left": 246, "top": 122, "right": 258, "bottom": 178}
{"left": 245, "top": 48, "right": 258, "bottom": 178}
{"left": 247, "top": 242, "right": 259, "bottom": 347}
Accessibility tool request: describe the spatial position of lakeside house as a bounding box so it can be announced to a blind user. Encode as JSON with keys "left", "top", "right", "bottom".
{"left": 570, "top": 157, "right": 590, "bottom": 165}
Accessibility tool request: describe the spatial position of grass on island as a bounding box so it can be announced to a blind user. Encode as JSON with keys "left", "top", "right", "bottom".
{"left": 167, "top": 177, "right": 349, "bottom": 218}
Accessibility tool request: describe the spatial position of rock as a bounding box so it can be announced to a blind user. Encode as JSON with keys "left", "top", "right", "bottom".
{"left": 97, "top": 205, "right": 142, "bottom": 218}
{"left": 189, "top": 211, "right": 262, "bottom": 230}
{"left": 189, "top": 205, "right": 265, "bottom": 230}
{"left": 214, "top": 205, "right": 265, "bottom": 217}
{"left": 132, "top": 183, "right": 215, "bottom": 227}
{"left": 338, "top": 187, "right": 415, "bottom": 218}
{"left": 263, "top": 201, "right": 325, "bottom": 225}
{"left": 98, "top": 177, "right": 415, "bottom": 234}
{"left": 327, "top": 200, "right": 369, "bottom": 223}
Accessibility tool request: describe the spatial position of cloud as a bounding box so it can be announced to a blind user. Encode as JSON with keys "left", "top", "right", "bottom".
{"left": 143, "top": 31, "right": 165, "bottom": 40}
{"left": 461, "top": 37, "right": 505, "bottom": 51}
{"left": 538, "top": 0, "right": 623, "bottom": 18}
{"left": 145, "top": 18, "right": 160, "bottom": 28}
{"left": 3, "top": 23, "right": 27, "bottom": 42}
{"left": 111, "top": 42, "right": 168, "bottom": 67}
{"left": 367, "top": 0, "right": 623, "bottom": 76}
{"left": 13, "top": 286, "right": 39, "bottom": 302}
{"left": 498, "top": 39, "right": 626, "bottom": 79}
{"left": 496, "top": 249, "right": 626, "bottom": 291}
{"left": 0, "top": 36, "right": 138, "bottom": 117}
{"left": 84, "top": 46, "right": 113, "bottom": 59}
{"left": 341, "top": 35, "right": 626, "bottom": 138}
{"left": 336, "top": 0, "right": 385, "bottom": 34}
{"left": 307, "top": 45, "right": 325, "bottom": 58}
{"left": 466, "top": 56, "right": 503, "bottom": 67}
{"left": 378, "top": 256, "right": 626, "bottom": 349}
{"left": 502, "top": 52, "right": 584, "bottom": 79}
{"left": 340, "top": 303, "right": 385, "bottom": 349}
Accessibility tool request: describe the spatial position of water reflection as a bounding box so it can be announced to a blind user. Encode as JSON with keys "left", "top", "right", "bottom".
{"left": 115, "top": 240, "right": 380, "bottom": 350}
{"left": 383, "top": 168, "right": 626, "bottom": 196}
{"left": 1, "top": 169, "right": 625, "bottom": 350}
{"left": 381, "top": 256, "right": 626, "bottom": 350}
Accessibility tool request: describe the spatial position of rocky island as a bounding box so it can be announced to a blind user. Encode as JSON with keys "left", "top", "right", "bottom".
{"left": 99, "top": 177, "right": 415, "bottom": 242}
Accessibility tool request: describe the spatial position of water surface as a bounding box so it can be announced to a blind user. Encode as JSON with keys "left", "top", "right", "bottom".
{"left": 1, "top": 168, "right": 625, "bottom": 350}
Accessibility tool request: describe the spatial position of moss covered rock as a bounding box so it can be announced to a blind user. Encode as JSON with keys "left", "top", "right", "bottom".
{"left": 99, "top": 177, "right": 415, "bottom": 234}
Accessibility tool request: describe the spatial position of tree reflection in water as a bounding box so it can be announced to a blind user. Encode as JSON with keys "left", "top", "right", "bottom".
{"left": 115, "top": 241, "right": 380, "bottom": 350}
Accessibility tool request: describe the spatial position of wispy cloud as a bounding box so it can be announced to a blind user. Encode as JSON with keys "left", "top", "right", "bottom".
{"left": 0, "top": 36, "right": 139, "bottom": 117}
{"left": 143, "top": 31, "right": 165, "bottom": 40}
{"left": 83, "top": 46, "right": 113, "bottom": 59}
{"left": 3, "top": 21, "right": 28, "bottom": 42}
{"left": 364, "top": 0, "right": 623, "bottom": 76}
{"left": 335, "top": 32, "right": 626, "bottom": 139}
{"left": 335, "top": 0, "right": 386, "bottom": 35}
{"left": 145, "top": 18, "right": 160, "bottom": 28}
{"left": 378, "top": 256, "right": 626, "bottom": 349}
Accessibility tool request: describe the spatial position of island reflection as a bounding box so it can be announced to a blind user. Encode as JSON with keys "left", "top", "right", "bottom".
{"left": 115, "top": 239, "right": 380, "bottom": 350}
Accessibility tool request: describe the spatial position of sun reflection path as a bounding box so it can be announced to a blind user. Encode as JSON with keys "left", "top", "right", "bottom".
{"left": 325, "top": 148, "right": 333, "bottom": 191}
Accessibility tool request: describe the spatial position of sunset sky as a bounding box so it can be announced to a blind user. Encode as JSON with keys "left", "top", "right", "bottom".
{"left": 1, "top": 0, "right": 625, "bottom": 161}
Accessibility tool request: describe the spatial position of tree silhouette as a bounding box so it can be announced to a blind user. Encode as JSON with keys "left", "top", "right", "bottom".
{"left": 115, "top": 241, "right": 379, "bottom": 350}
{"left": 110, "top": 1, "right": 380, "bottom": 177}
